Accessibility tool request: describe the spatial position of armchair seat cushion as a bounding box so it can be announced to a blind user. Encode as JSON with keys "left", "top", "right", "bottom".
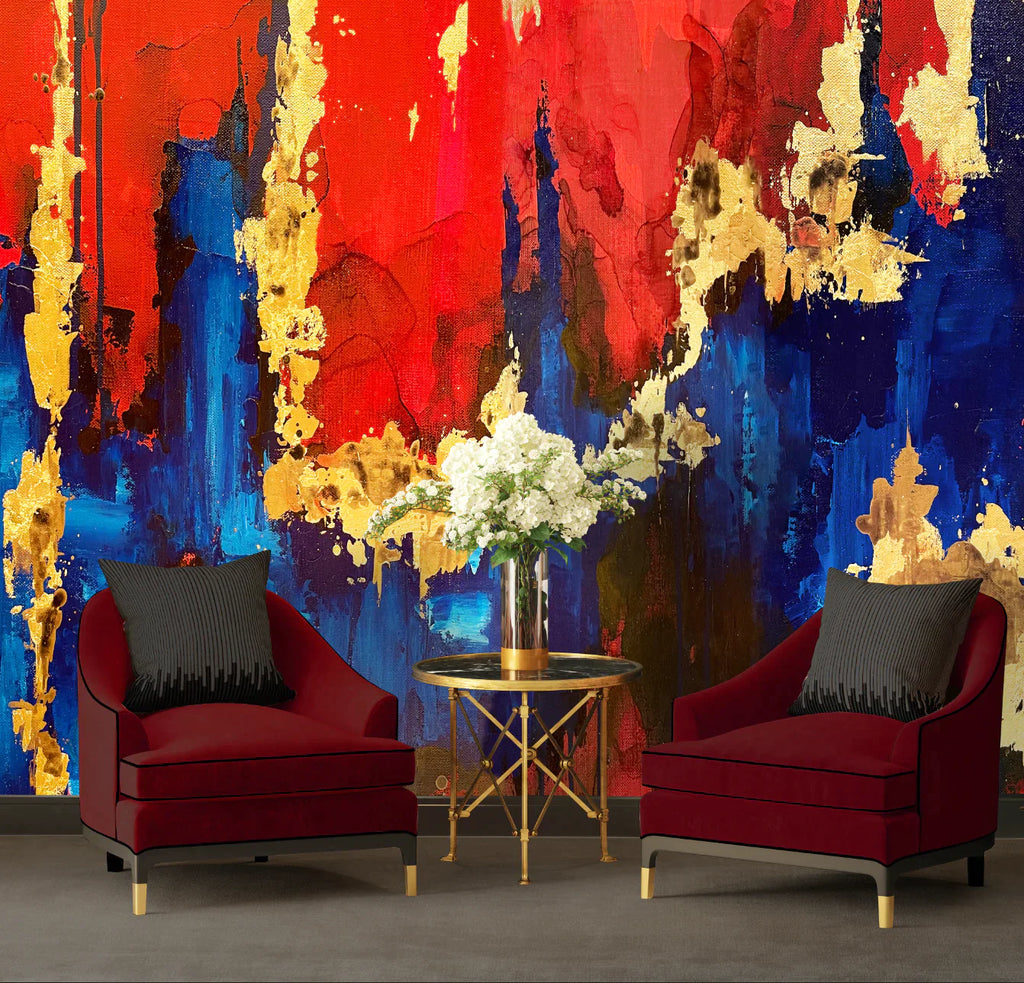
{"left": 642, "top": 712, "right": 916, "bottom": 812}
{"left": 640, "top": 788, "right": 920, "bottom": 865}
{"left": 116, "top": 786, "right": 418, "bottom": 853}
{"left": 120, "top": 703, "right": 415, "bottom": 800}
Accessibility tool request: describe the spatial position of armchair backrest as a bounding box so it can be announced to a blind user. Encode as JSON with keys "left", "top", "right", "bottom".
{"left": 900, "top": 591, "right": 1007, "bottom": 851}
{"left": 944, "top": 592, "right": 1007, "bottom": 705}
{"left": 78, "top": 588, "right": 134, "bottom": 708}
{"left": 78, "top": 587, "right": 326, "bottom": 703}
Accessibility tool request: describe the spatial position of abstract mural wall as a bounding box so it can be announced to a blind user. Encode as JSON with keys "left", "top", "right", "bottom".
{"left": 2, "top": 0, "right": 1023, "bottom": 796}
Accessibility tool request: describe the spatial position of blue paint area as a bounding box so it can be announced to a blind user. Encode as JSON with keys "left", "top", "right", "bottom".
{"left": 0, "top": 259, "right": 64, "bottom": 793}
{"left": 424, "top": 591, "right": 493, "bottom": 648}
{"left": 502, "top": 99, "right": 631, "bottom": 671}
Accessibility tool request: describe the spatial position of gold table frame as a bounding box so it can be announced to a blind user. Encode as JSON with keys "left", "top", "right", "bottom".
{"left": 412, "top": 653, "right": 642, "bottom": 884}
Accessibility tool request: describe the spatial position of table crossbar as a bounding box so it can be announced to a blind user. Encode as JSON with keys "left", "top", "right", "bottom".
{"left": 414, "top": 652, "right": 641, "bottom": 883}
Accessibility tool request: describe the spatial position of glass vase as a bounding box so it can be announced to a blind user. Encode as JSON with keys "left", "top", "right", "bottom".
{"left": 499, "top": 548, "right": 549, "bottom": 672}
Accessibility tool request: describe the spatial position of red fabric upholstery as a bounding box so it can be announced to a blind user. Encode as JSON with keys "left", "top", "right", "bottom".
{"left": 890, "top": 595, "right": 1007, "bottom": 852}
{"left": 672, "top": 612, "right": 822, "bottom": 742}
{"left": 641, "top": 593, "right": 1006, "bottom": 867}
{"left": 117, "top": 787, "right": 418, "bottom": 854}
{"left": 641, "top": 789, "right": 920, "bottom": 865}
{"left": 643, "top": 713, "right": 915, "bottom": 811}
{"left": 120, "top": 704, "right": 414, "bottom": 800}
{"left": 77, "top": 589, "right": 149, "bottom": 839}
{"left": 78, "top": 588, "right": 417, "bottom": 852}
{"left": 266, "top": 592, "right": 399, "bottom": 740}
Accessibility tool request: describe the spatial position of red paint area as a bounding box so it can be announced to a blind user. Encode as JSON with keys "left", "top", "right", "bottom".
{"left": 879, "top": 0, "right": 963, "bottom": 224}
{"left": 2, "top": 0, "right": 978, "bottom": 438}
{"left": 0, "top": 1, "right": 59, "bottom": 280}
{"left": 77, "top": 0, "right": 270, "bottom": 430}
{"left": 177, "top": 100, "right": 225, "bottom": 141}
{"left": 304, "top": 0, "right": 508, "bottom": 452}
{"left": 501, "top": 0, "right": 848, "bottom": 395}
{"left": 679, "top": 0, "right": 848, "bottom": 220}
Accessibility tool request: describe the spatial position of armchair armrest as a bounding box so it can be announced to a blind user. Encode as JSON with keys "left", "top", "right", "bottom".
{"left": 673, "top": 612, "right": 821, "bottom": 741}
{"left": 890, "top": 596, "right": 1007, "bottom": 851}
{"left": 77, "top": 591, "right": 148, "bottom": 840}
{"left": 266, "top": 592, "right": 399, "bottom": 739}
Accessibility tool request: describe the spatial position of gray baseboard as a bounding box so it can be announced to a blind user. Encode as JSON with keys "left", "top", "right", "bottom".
{"left": 998, "top": 796, "right": 1024, "bottom": 838}
{"left": 0, "top": 795, "right": 81, "bottom": 834}
{"left": 2, "top": 795, "right": 1023, "bottom": 839}
{"left": 416, "top": 795, "right": 640, "bottom": 837}
{"left": 0, "top": 794, "right": 638, "bottom": 837}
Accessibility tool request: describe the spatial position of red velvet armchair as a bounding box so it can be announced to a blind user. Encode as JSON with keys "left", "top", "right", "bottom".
{"left": 640, "top": 593, "right": 1006, "bottom": 927}
{"left": 78, "top": 588, "right": 418, "bottom": 915}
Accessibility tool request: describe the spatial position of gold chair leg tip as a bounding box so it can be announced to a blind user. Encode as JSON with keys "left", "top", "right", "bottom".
{"left": 404, "top": 865, "right": 417, "bottom": 897}
{"left": 132, "top": 883, "right": 147, "bottom": 916}
{"left": 641, "top": 867, "right": 654, "bottom": 900}
{"left": 878, "top": 895, "right": 894, "bottom": 929}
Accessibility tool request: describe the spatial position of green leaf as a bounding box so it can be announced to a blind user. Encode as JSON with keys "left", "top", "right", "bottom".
{"left": 489, "top": 545, "right": 515, "bottom": 567}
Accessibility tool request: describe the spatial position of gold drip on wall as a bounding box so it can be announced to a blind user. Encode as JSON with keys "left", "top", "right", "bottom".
{"left": 3, "top": 0, "right": 84, "bottom": 794}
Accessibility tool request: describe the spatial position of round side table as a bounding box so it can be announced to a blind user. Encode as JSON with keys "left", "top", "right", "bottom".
{"left": 412, "top": 653, "right": 642, "bottom": 884}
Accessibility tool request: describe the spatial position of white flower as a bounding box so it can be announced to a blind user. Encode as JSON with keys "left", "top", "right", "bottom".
{"left": 368, "top": 412, "right": 646, "bottom": 556}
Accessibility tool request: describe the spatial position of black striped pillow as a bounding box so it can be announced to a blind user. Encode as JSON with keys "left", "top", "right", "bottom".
{"left": 790, "top": 569, "right": 982, "bottom": 722}
{"left": 98, "top": 551, "right": 294, "bottom": 714}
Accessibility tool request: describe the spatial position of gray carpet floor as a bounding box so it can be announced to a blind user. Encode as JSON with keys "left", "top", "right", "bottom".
{"left": 2, "top": 834, "right": 1023, "bottom": 981}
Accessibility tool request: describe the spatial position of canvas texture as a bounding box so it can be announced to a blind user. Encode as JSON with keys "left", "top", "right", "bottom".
{"left": 3, "top": 1, "right": 1024, "bottom": 799}
{"left": 790, "top": 569, "right": 982, "bottom": 722}
{"left": 98, "top": 552, "right": 294, "bottom": 714}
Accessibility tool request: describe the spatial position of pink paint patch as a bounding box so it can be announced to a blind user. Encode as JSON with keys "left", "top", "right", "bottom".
{"left": 791, "top": 216, "right": 829, "bottom": 248}
{"left": 601, "top": 619, "right": 626, "bottom": 658}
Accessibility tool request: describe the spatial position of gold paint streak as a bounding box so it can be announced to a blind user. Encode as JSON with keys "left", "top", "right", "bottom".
{"left": 671, "top": 142, "right": 788, "bottom": 367}
{"left": 438, "top": 2, "right": 468, "bottom": 128}
{"left": 23, "top": 0, "right": 85, "bottom": 422}
{"left": 3, "top": 439, "right": 66, "bottom": 599}
{"left": 787, "top": 219, "right": 925, "bottom": 305}
{"left": 673, "top": 141, "right": 922, "bottom": 337}
{"left": 373, "top": 500, "right": 465, "bottom": 597}
{"left": 776, "top": 17, "right": 926, "bottom": 301}
{"left": 262, "top": 451, "right": 308, "bottom": 520}
{"left": 855, "top": 431, "right": 944, "bottom": 583}
{"left": 263, "top": 422, "right": 468, "bottom": 597}
{"left": 479, "top": 362, "right": 527, "bottom": 434}
{"left": 604, "top": 370, "right": 719, "bottom": 483}
{"left": 408, "top": 103, "right": 419, "bottom": 141}
{"left": 347, "top": 538, "right": 368, "bottom": 566}
{"left": 970, "top": 504, "right": 1024, "bottom": 569}
{"left": 897, "top": 0, "right": 989, "bottom": 214}
{"left": 4, "top": 1, "right": 81, "bottom": 795}
{"left": 3, "top": 436, "right": 70, "bottom": 795}
{"left": 856, "top": 436, "right": 1024, "bottom": 764}
{"left": 785, "top": 21, "right": 865, "bottom": 213}
{"left": 238, "top": 0, "right": 327, "bottom": 448}
{"left": 503, "top": 0, "right": 540, "bottom": 42}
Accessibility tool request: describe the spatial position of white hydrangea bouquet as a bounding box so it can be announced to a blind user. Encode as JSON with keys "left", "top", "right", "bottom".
{"left": 366, "top": 412, "right": 646, "bottom": 670}
{"left": 366, "top": 412, "right": 645, "bottom": 563}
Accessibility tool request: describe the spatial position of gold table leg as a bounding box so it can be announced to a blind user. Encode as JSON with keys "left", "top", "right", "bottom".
{"left": 599, "top": 687, "right": 616, "bottom": 862}
{"left": 438, "top": 682, "right": 621, "bottom": 882}
{"left": 441, "top": 687, "right": 458, "bottom": 862}
{"left": 519, "top": 691, "right": 530, "bottom": 885}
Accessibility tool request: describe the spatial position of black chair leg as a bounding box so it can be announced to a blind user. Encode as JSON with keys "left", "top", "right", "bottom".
{"left": 106, "top": 853, "right": 125, "bottom": 873}
{"left": 968, "top": 855, "right": 985, "bottom": 887}
{"left": 254, "top": 856, "right": 269, "bottom": 863}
